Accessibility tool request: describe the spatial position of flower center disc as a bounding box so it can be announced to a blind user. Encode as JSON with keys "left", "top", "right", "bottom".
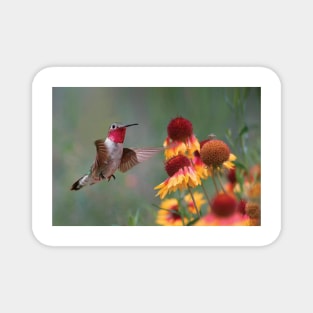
{"left": 200, "top": 140, "right": 230, "bottom": 167}
{"left": 167, "top": 117, "right": 193, "bottom": 141}
{"left": 165, "top": 155, "right": 191, "bottom": 177}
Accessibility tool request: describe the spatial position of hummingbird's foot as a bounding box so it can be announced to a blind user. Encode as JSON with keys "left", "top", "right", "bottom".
{"left": 99, "top": 172, "right": 106, "bottom": 180}
{"left": 108, "top": 174, "right": 116, "bottom": 182}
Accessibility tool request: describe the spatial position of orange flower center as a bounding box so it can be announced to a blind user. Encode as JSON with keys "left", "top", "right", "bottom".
{"left": 245, "top": 202, "right": 260, "bottom": 218}
{"left": 200, "top": 140, "right": 230, "bottom": 167}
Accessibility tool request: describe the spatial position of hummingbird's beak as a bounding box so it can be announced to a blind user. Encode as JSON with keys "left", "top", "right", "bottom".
{"left": 123, "top": 123, "right": 139, "bottom": 128}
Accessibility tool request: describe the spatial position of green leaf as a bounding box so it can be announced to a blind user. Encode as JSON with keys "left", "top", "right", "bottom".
{"left": 127, "top": 208, "right": 141, "bottom": 226}
{"left": 127, "top": 216, "right": 135, "bottom": 226}
{"left": 239, "top": 125, "right": 249, "bottom": 137}
{"left": 233, "top": 160, "right": 248, "bottom": 172}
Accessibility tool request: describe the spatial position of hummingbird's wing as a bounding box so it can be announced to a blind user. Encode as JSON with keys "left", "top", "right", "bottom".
{"left": 119, "top": 147, "right": 163, "bottom": 173}
{"left": 92, "top": 139, "right": 109, "bottom": 173}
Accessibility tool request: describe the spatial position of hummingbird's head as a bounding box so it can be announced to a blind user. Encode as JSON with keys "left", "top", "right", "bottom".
{"left": 107, "top": 122, "right": 138, "bottom": 143}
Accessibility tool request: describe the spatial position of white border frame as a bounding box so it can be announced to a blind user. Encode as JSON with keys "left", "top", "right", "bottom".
{"left": 32, "top": 67, "right": 281, "bottom": 246}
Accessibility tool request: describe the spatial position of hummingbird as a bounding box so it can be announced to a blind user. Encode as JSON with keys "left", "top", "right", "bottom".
{"left": 70, "top": 122, "right": 162, "bottom": 191}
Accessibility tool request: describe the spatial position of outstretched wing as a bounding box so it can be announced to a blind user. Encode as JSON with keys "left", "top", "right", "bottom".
{"left": 119, "top": 147, "right": 163, "bottom": 173}
{"left": 92, "top": 139, "right": 109, "bottom": 173}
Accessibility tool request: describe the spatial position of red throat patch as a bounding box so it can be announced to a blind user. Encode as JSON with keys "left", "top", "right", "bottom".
{"left": 108, "top": 128, "right": 127, "bottom": 143}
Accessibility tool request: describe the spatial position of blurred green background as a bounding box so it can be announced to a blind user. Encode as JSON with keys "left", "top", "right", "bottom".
{"left": 53, "top": 87, "right": 260, "bottom": 226}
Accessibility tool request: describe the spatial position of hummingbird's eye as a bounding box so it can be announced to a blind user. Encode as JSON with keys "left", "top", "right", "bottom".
{"left": 111, "top": 124, "right": 116, "bottom": 129}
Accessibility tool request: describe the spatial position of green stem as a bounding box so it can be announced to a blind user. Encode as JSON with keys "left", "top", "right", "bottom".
{"left": 200, "top": 180, "right": 211, "bottom": 204}
{"left": 211, "top": 169, "right": 219, "bottom": 194}
{"left": 240, "top": 134, "right": 248, "bottom": 167}
{"left": 188, "top": 186, "right": 200, "bottom": 218}
{"left": 181, "top": 212, "right": 185, "bottom": 226}
{"left": 178, "top": 190, "right": 186, "bottom": 226}
{"left": 152, "top": 204, "right": 181, "bottom": 216}
{"left": 216, "top": 170, "right": 226, "bottom": 193}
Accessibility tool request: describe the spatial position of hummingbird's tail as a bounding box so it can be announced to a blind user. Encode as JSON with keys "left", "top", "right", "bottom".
{"left": 70, "top": 175, "right": 90, "bottom": 191}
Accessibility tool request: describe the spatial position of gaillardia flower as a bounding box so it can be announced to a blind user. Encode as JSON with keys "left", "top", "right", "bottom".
{"left": 156, "top": 198, "right": 187, "bottom": 226}
{"left": 154, "top": 155, "right": 201, "bottom": 199}
{"left": 163, "top": 117, "right": 200, "bottom": 159}
{"left": 195, "top": 211, "right": 250, "bottom": 226}
{"left": 200, "top": 139, "right": 236, "bottom": 170}
{"left": 195, "top": 193, "right": 250, "bottom": 226}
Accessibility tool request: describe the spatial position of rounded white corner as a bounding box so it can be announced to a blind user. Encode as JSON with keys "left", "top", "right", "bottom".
{"left": 31, "top": 225, "right": 54, "bottom": 248}
{"left": 32, "top": 66, "right": 56, "bottom": 88}
{"left": 257, "top": 66, "right": 282, "bottom": 87}
{"left": 259, "top": 225, "right": 282, "bottom": 247}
